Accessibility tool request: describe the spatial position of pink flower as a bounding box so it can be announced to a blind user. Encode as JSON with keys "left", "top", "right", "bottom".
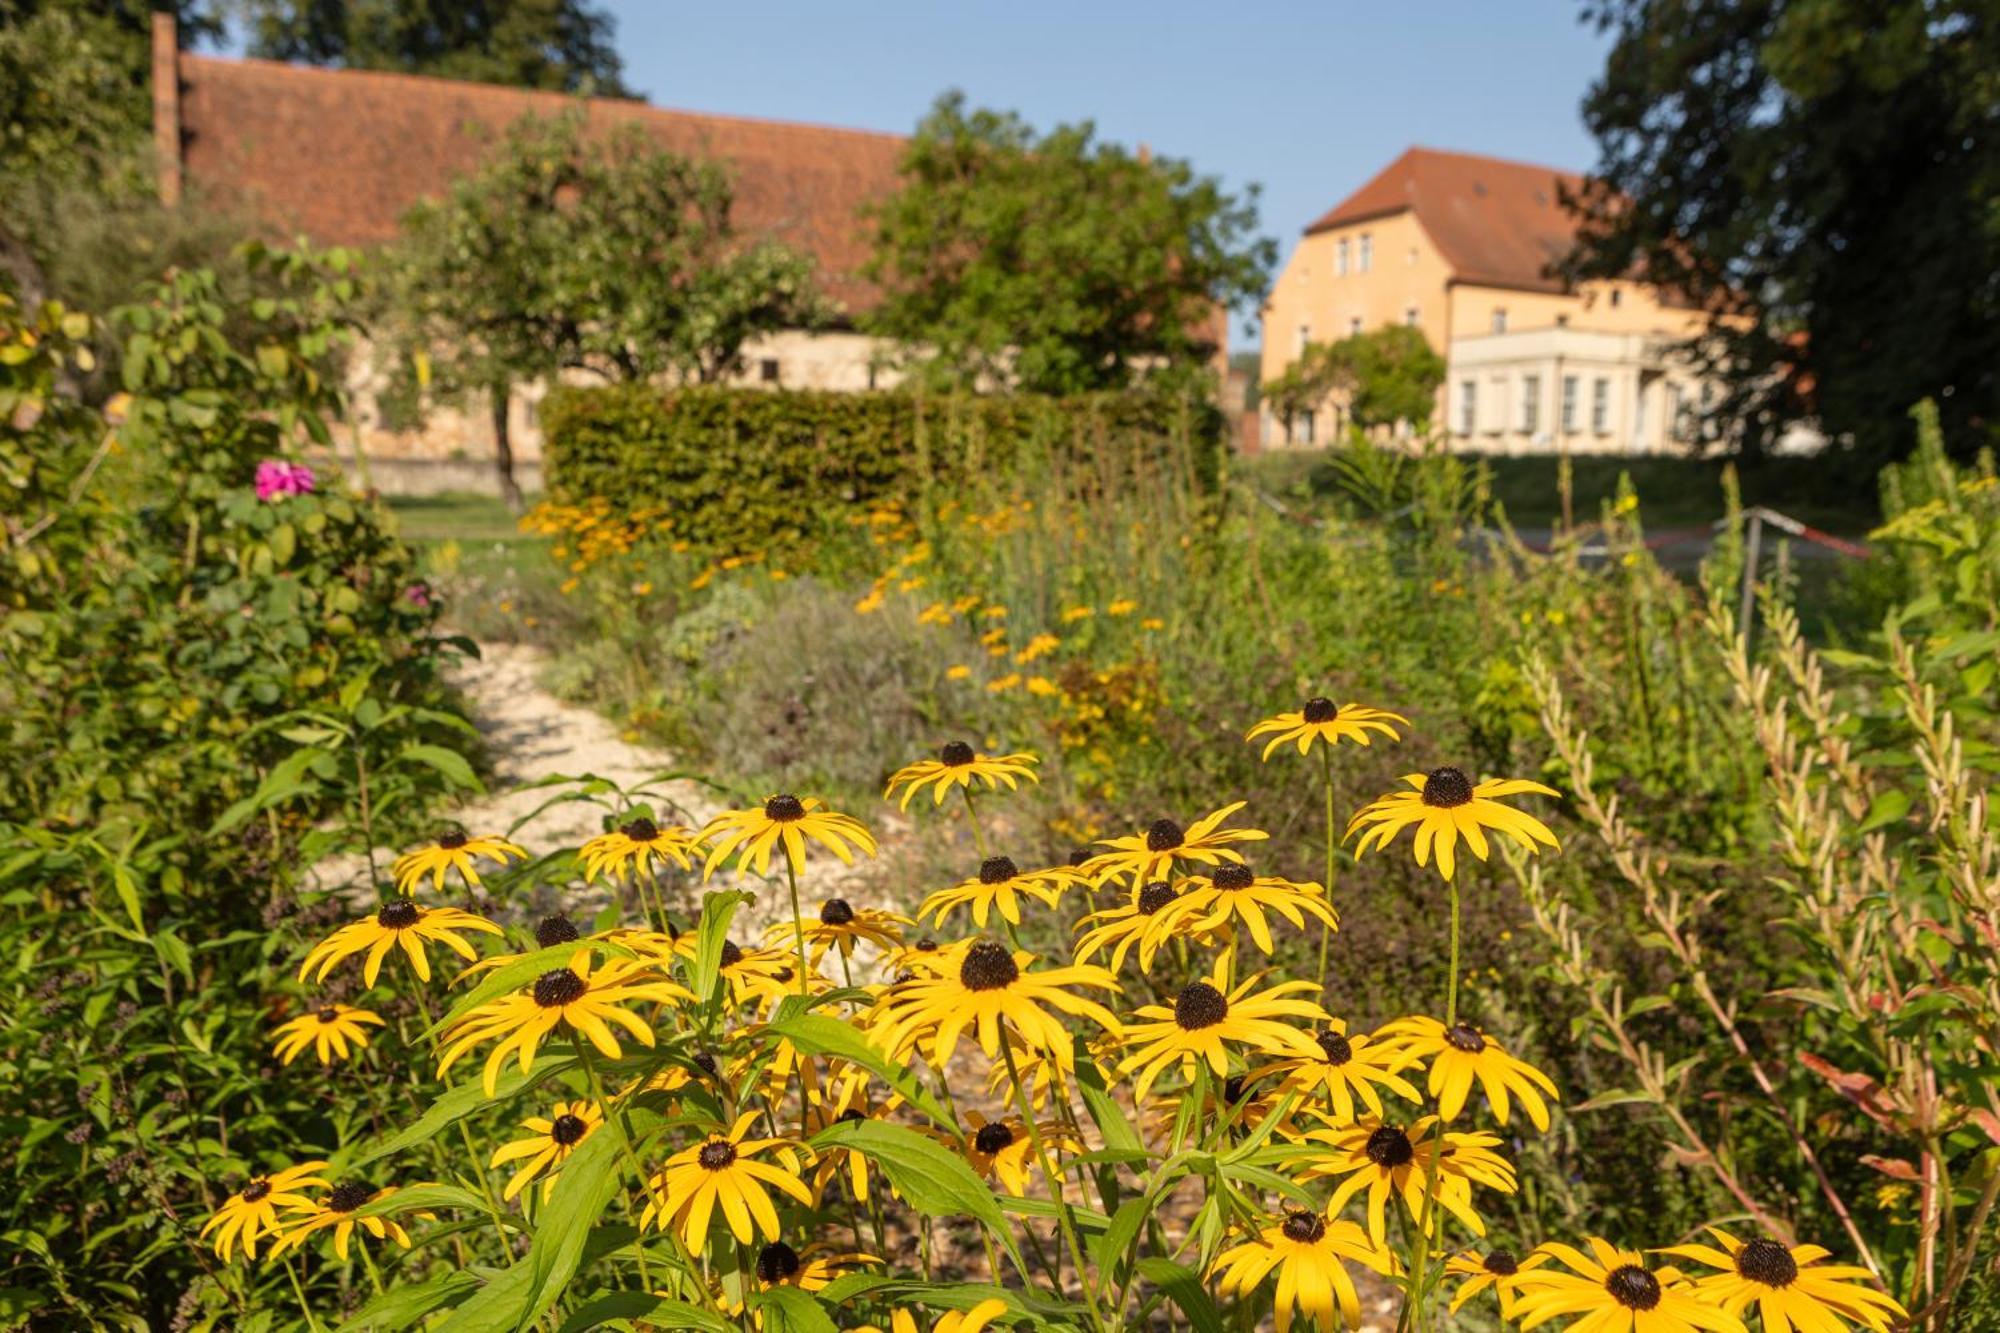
{"left": 254, "top": 459, "right": 316, "bottom": 501}
{"left": 404, "top": 582, "right": 433, "bottom": 609}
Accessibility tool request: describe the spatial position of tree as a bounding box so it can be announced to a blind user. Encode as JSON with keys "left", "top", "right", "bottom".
{"left": 385, "top": 112, "right": 824, "bottom": 506}
{"left": 1262, "top": 325, "right": 1445, "bottom": 435}
{"left": 1562, "top": 0, "right": 2000, "bottom": 462}
{"left": 863, "top": 91, "right": 1274, "bottom": 395}
{"left": 239, "top": 0, "right": 627, "bottom": 94}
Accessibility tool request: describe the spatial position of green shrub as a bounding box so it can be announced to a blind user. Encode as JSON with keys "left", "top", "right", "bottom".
{"left": 538, "top": 382, "right": 1224, "bottom": 553}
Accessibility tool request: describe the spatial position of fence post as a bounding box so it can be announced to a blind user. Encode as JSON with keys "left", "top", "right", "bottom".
{"left": 1738, "top": 509, "right": 1764, "bottom": 648}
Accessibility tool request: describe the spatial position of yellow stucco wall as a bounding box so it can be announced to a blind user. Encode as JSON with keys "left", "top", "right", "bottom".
{"left": 1446, "top": 280, "right": 1709, "bottom": 341}
{"left": 1259, "top": 211, "right": 1456, "bottom": 387}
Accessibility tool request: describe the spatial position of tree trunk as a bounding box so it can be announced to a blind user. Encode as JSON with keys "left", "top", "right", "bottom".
{"left": 489, "top": 381, "right": 524, "bottom": 512}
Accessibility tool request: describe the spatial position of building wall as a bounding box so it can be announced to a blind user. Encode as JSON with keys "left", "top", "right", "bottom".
{"left": 1442, "top": 327, "right": 1714, "bottom": 456}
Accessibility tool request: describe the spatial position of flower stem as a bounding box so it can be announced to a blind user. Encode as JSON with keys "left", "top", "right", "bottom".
{"left": 1317, "top": 741, "right": 1336, "bottom": 989}
{"left": 1000, "top": 1025, "right": 1105, "bottom": 1331}
{"left": 1399, "top": 876, "right": 1462, "bottom": 1333}
{"left": 282, "top": 1254, "right": 323, "bottom": 1332}
{"left": 960, "top": 786, "right": 990, "bottom": 858}
{"left": 784, "top": 859, "right": 811, "bottom": 996}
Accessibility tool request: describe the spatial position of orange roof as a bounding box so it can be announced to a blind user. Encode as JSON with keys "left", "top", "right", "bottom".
{"left": 172, "top": 54, "right": 907, "bottom": 312}
{"left": 1303, "top": 147, "right": 1584, "bottom": 294}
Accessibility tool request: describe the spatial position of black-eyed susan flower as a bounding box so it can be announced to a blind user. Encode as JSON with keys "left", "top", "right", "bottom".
{"left": 1162, "top": 861, "right": 1339, "bottom": 956}
{"left": 1298, "top": 1116, "right": 1517, "bottom": 1244}
{"left": 269, "top": 1182, "right": 416, "bottom": 1260}
{"left": 579, "top": 815, "right": 702, "bottom": 882}
{"left": 917, "top": 857, "right": 1069, "bottom": 931}
{"left": 437, "top": 954, "right": 692, "bottom": 1094}
{"left": 270, "top": 1002, "right": 384, "bottom": 1066}
{"left": 1210, "top": 1209, "right": 1398, "bottom": 1333}
{"left": 1447, "top": 1247, "right": 1550, "bottom": 1318}
{"left": 1347, "top": 767, "right": 1559, "bottom": 881}
{"left": 298, "top": 899, "right": 503, "bottom": 987}
{"left": 1116, "top": 961, "right": 1328, "bottom": 1101}
{"left": 717, "top": 938, "right": 810, "bottom": 1010}
{"left": 854, "top": 1299, "right": 1012, "bottom": 1333}
{"left": 200, "top": 1162, "right": 329, "bottom": 1260}
{"left": 1245, "top": 698, "right": 1410, "bottom": 761}
{"left": 1082, "top": 802, "right": 1268, "bottom": 888}
{"left": 1372, "top": 1015, "right": 1560, "bottom": 1131}
{"left": 1073, "top": 879, "right": 1192, "bottom": 974}
{"left": 870, "top": 939, "right": 1120, "bottom": 1073}
{"left": 1258, "top": 1022, "right": 1419, "bottom": 1125}
{"left": 702, "top": 795, "right": 876, "bottom": 880}
{"left": 883, "top": 742, "right": 1040, "bottom": 810}
{"left": 768, "top": 897, "right": 909, "bottom": 968}
{"left": 392, "top": 829, "right": 526, "bottom": 895}
{"left": 747, "top": 1240, "right": 878, "bottom": 1297}
{"left": 807, "top": 1075, "right": 892, "bottom": 1203}
{"left": 1657, "top": 1229, "right": 1906, "bottom": 1332}
{"left": 488, "top": 1101, "right": 602, "bottom": 1201}
{"left": 1511, "top": 1239, "right": 1744, "bottom": 1332}
{"left": 641, "top": 1111, "right": 814, "bottom": 1255}
{"left": 959, "top": 1110, "right": 1079, "bottom": 1197}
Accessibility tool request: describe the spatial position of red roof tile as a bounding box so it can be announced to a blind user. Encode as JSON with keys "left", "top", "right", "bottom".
{"left": 1304, "top": 147, "right": 1584, "bottom": 294}
{"left": 173, "top": 54, "right": 907, "bottom": 312}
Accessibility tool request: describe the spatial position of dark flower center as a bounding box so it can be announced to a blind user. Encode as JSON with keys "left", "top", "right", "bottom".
{"left": 1137, "top": 881, "right": 1177, "bottom": 914}
{"left": 1316, "top": 1030, "right": 1354, "bottom": 1064}
{"left": 819, "top": 898, "right": 856, "bottom": 926}
{"left": 1445, "top": 1023, "right": 1487, "bottom": 1053}
{"left": 939, "top": 741, "right": 976, "bottom": 766}
{"left": 764, "top": 794, "right": 806, "bottom": 822}
{"left": 720, "top": 940, "right": 744, "bottom": 968}
{"left": 316, "top": 1006, "right": 340, "bottom": 1023}
{"left": 1175, "top": 981, "right": 1229, "bottom": 1030}
{"left": 1222, "top": 1075, "right": 1248, "bottom": 1104}
{"left": 960, "top": 940, "right": 1019, "bottom": 991}
{"left": 979, "top": 856, "right": 1019, "bottom": 885}
{"left": 1068, "top": 847, "right": 1093, "bottom": 866}
{"left": 1421, "top": 767, "right": 1475, "bottom": 808}
{"left": 535, "top": 914, "right": 580, "bottom": 948}
{"left": 532, "top": 968, "right": 587, "bottom": 1008}
{"left": 620, "top": 816, "right": 660, "bottom": 842}
{"left": 437, "top": 830, "right": 469, "bottom": 850}
{"left": 1604, "top": 1265, "right": 1662, "bottom": 1310}
{"left": 1302, "top": 697, "right": 1340, "bottom": 724}
{"left": 914, "top": 938, "right": 937, "bottom": 952}
{"left": 973, "top": 1122, "right": 1015, "bottom": 1154}
{"left": 697, "top": 1140, "right": 737, "bottom": 1170}
{"left": 326, "top": 1182, "right": 372, "bottom": 1213}
{"left": 837, "top": 1108, "right": 866, "bottom": 1123}
{"left": 550, "top": 1113, "right": 589, "bottom": 1146}
{"left": 239, "top": 1179, "right": 272, "bottom": 1203}
{"left": 377, "top": 900, "right": 422, "bottom": 930}
{"left": 1146, "top": 818, "right": 1185, "bottom": 852}
{"left": 1281, "top": 1211, "right": 1327, "bottom": 1243}
{"left": 1211, "top": 862, "right": 1255, "bottom": 890}
{"left": 756, "top": 1241, "right": 801, "bottom": 1282}
{"left": 1484, "top": 1249, "right": 1520, "bottom": 1276}
{"left": 692, "top": 1052, "right": 718, "bottom": 1077}
{"left": 1364, "top": 1125, "right": 1415, "bottom": 1169}
{"left": 1736, "top": 1239, "right": 1799, "bottom": 1287}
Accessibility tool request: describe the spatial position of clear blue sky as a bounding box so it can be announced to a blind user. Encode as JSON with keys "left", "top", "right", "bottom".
{"left": 599, "top": 1, "right": 1614, "bottom": 349}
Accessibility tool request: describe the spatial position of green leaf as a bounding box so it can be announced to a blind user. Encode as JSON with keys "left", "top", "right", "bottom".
{"left": 397, "top": 742, "right": 481, "bottom": 792}
{"left": 1089, "top": 1197, "right": 1148, "bottom": 1292}
{"left": 349, "top": 1058, "right": 574, "bottom": 1167}
{"left": 1857, "top": 788, "right": 1912, "bottom": 834}
{"left": 333, "top": 1269, "right": 481, "bottom": 1331}
{"left": 751, "top": 1286, "right": 839, "bottom": 1333}
{"left": 767, "top": 1012, "right": 952, "bottom": 1128}
{"left": 1136, "top": 1257, "right": 1222, "bottom": 1333}
{"left": 692, "top": 888, "right": 752, "bottom": 1006}
{"left": 209, "top": 745, "right": 327, "bottom": 834}
{"left": 355, "top": 1183, "right": 492, "bottom": 1219}
{"left": 556, "top": 1294, "right": 734, "bottom": 1333}
{"left": 1071, "top": 1034, "right": 1141, "bottom": 1153}
{"left": 811, "top": 1120, "right": 1021, "bottom": 1272}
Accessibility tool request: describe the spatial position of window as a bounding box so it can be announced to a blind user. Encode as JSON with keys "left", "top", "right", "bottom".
{"left": 1491, "top": 308, "right": 1508, "bottom": 334}
{"left": 1292, "top": 410, "right": 1315, "bottom": 445}
{"left": 1521, "top": 375, "right": 1541, "bottom": 434}
{"left": 1561, "top": 375, "right": 1579, "bottom": 432}
{"left": 1358, "top": 233, "right": 1373, "bottom": 272}
{"left": 1349, "top": 316, "right": 1362, "bottom": 336}
{"left": 1336, "top": 239, "right": 1349, "bottom": 275}
{"left": 1591, "top": 377, "right": 1611, "bottom": 433}
{"left": 1610, "top": 289, "right": 1623, "bottom": 308}
{"left": 759, "top": 358, "right": 780, "bottom": 384}
{"left": 1407, "top": 246, "right": 1418, "bottom": 266}
{"left": 1297, "top": 323, "right": 1311, "bottom": 356}
{"left": 1555, "top": 313, "right": 1570, "bottom": 328}
{"left": 1404, "top": 306, "right": 1420, "bottom": 328}
{"left": 1458, "top": 380, "right": 1477, "bottom": 436}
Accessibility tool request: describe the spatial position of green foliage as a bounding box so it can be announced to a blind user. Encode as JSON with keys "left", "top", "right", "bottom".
{"left": 862, "top": 91, "right": 1274, "bottom": 394}
{"left": 537, "top": 382, "right": 1224, "bottom": 553}
{"left": 237, "top": 0, "right": 627, "bottom": 94}
{"left": 1567, "top": 0, "right": 2000, "bottom": 461}
{"left": 1262, "top": 325, "right": 1445, "bottom": 432}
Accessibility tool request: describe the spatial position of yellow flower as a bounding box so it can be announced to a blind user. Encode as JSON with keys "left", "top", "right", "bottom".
{"left": 559, "top": 577, "right": 580, "bottom": 595}
{"left": 1014, "top": 632, "right": 1060, "bottom": 664}
{"left": 987, "top": 672, "right": 1022, "bottom": 692}
{"left": 1297, "top": 1116, "right": 1517, "bottom": 1244}
{"left": 1107, "top": 599, "right": 1138, "bottom": 616}
{"left": 854, "top": 1298, "right": 1012, "bottom": 1333}
{"left": 854, "top": 587, "right": 885, "bottom": 614}
{"left": 1510, "top": 1238, "right": 1744, "bottom": 1332}
{"left": 743, "top": 1241, "right": 878, "bottom": 1303}
{"left": 1347, "top": 767, "right": 1560, "bottom": 881}
{"left": 1159, "top": 861, "right": 1338, "bottom": 956}
{"left": 1082, "top": 802, "right": 1268, "bottom": 888}
{"left": 959, "top": 1110, "right": 1079, "bottom": 1197}
{"left": 1210, "top": 1210, "right": 1398, "bottom": 1333}
{"left": 391, "top": 830, "right": 526, "bottom": 895}
{"left": 270, "top": 1003, "right": 384, "bottom": 1066}
{"left": 436, "top": 953, "right": 691, "bottom": 1095}
{"left": 702, "top": 795, "right": 877, "bottom": 880}
{"left": 870, "top": 939, "right": 1120, "bottom": 1073}
{"left": 916, "top": 856, "right": 1084, "bottom": 931}
{"left": 946, "top": 665, "right": 972, "bottom": 681}
{"left": 1060, "top": 605, "right": 1094, "bottom": 624}
{"left": 1657, "top": 1228, "right": 1905, "bottom": 1332}
{"left": 1255, "top": 1020, "right": 1420, "bottom": 1125}
{"left": 298, "top": 900, "right": 503, "bottom": 987}
{"left": 199, "top": 1161, "right": 329, "bottom": 1261}
{"left": 488, "top": 1100, "right": 603, "bottom": 1201}
{"left": 883, "top": 743, "right": 1040, "bottom": 810}
{"left": 1371, "top": 1015, "right": 1560, "bottom": 1130}
{"left": 641, "top": 1111, "right": 814, "bottom": 1255}
{"left": 269, "top": 1182, "right": 418, "bottom": 1260}
{"left": 579, "top": 816, "right": 702, "bottom": 883}
{"left": 766, "top": 896, "right": 909, "bottom": 967}
{"left": 1445, "top": 1247, "right": 1550, "bottom": 1318}
{"left": 1026, "top": 676, "right": 1059, "bottom": 697}
{"left": 1141, "top": 617, "right": 1165, "bottom": 631}
{"left": 1244, "top": 698, "right": 1409, "bottom": 760}
{"left": 1073, "top": 879, "right": 1203, "bottom": 975}
{"left": 1116, "top": 958, "right": 1327, "bottom": 1101}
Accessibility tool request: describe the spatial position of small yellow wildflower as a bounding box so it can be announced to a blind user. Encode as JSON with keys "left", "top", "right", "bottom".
{"left": 946, "top": 665, "right": 972, "bottom": 681}
{"left": 1141, "top": 617, "right": 1165, "bottom": 631}
{"left": 1107, "top": 599, "right": 1138, "bottom": 616}
{"left": 987, "top": 673, "right": 1023, "bottom": 694}
{"left": 1027, "top": 676, "right": 1060, "bottom": 697}
{"left": 559, "top": 578, "right": 580, "bottom": 595}
{"left": 854, "top": 587, "right": 885, "bottom": 615}
{"left": 1061, "top": 605, "right": 1094, "bottom": 624}
{"left": 1015, "top": 633, "right": 1060, "bottom": 664}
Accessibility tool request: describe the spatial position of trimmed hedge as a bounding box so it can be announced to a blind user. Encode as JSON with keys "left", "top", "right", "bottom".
{"left": 539, "top": 384, "right": 1223, "bottom": 551}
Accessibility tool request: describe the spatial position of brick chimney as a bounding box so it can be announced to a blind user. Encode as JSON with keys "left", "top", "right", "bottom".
{"left": 151, "top": 11, "right": 182, "bottom": 206}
